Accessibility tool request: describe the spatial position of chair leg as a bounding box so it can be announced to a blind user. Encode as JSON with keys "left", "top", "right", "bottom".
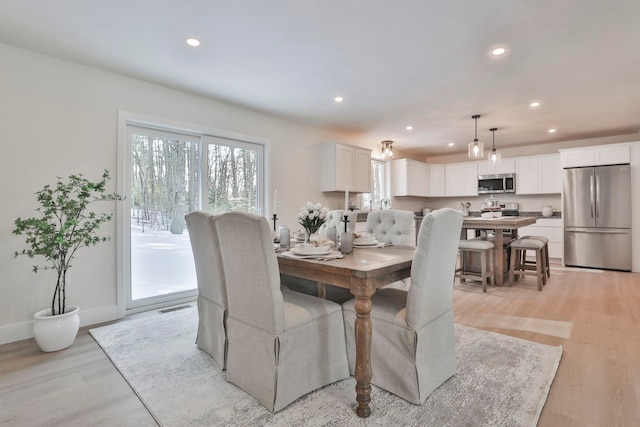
{"left": 541, "top": 247, "right": 548, "bottom": 285}
{"left": 544, "top": 244, "right": 551, "bottom": 278}
{"left": 536, "top": 249, "right": 543, "bottom": 291}
{"left": 489, "top": 247, "right": 495, "bottom": 287}
{"left": 480, "top": 250, "right": 487, "bottom": 293}
{"left": 317, "top": 282, "right": 327, "bottom": 299}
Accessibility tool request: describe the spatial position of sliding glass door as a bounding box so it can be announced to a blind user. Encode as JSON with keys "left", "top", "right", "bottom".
{"left": 122, "top": 123, "right": 264, "bottom": 312}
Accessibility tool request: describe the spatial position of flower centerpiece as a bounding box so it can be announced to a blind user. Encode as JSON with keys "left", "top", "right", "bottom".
{"left": 297, "top": 202, "right": 329, "bottom": 243}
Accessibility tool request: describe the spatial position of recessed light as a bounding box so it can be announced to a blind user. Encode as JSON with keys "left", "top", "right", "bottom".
{"left": 548, "top": 128, "right": 556, "bottom": 133}
{"left": 406, "top": 126, "right": 413, "bottom": 130}
{"left": 448, "top": 142, "right": 454, "bottom": 147}
{"left": 491, "top": 47, "right": 506, "bottom": 56}
{"left": 530, "top": 101, "right": 541, "bottom": 107}
{"left": 334, "top": 96, "right": 344, "bottom": 103}
{"left": 185, "top": 38, "right": 201, "bottom": 47}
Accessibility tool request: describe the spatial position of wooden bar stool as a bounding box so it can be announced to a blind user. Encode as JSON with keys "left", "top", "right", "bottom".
{"left": 509, "top": 238, "right": 546, "bottom": 291}
{"left": 455, "top": 239, "right": 495, "bottom": 292}
{"left": 520, "top": 235, "right": 550, "bottom": 278}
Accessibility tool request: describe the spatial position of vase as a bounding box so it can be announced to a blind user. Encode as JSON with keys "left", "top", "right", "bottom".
{"left": 33, "top": 306, "right": 80, "bottom": 352}
{"left": 304, "top": 229, "right": 318, "bottom": 243}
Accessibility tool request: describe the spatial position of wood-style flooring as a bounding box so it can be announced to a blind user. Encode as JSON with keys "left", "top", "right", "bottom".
{"left": 1, "top": 263, "right": 639, "bottom": 426}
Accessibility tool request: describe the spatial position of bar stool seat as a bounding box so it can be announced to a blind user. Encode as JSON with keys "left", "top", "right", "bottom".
{"left": 455, "top": 239, "right": 495, "bottom": 293}
{"left": 509, "top": 238, "right": 546, "bottom": 291}
{"left": 520, "top": 235, "right": 551, "bottom": 278}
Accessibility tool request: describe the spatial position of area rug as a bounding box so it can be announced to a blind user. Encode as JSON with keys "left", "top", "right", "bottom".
{"left": 89, "top": 306, "right": 562, "bottom": 426}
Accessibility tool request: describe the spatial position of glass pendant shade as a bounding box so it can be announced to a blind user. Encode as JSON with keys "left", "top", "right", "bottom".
{"left": 468, "top": 139, "right": 484, "bottom": 159}
{"left": 488, "top": 127, "right": 500, "bottom": 165}
{"left": 489, "top": 148, "right": 501, "bottom": 164}
{"left": 468, "top": 115, "right": 484, "bottom": 159}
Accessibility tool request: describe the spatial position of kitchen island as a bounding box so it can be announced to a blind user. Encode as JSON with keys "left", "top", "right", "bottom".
{"left": 462, "top": 216, "right": 538, "bottom": 286}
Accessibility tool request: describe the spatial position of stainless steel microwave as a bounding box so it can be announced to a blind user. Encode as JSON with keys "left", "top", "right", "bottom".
{"left": 478, "top": 173, "right": 516, "bottom": 194}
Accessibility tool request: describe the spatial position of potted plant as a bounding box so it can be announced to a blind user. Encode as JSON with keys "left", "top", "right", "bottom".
{"left": 13, "top": 170, "right": 122, "bottom": 352}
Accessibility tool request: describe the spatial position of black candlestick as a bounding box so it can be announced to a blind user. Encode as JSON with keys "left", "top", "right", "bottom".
{"left": 272, "top": 214, "right": 278, "bottom": 232}
{"left": 342, "top": 214, "right": 350, "bottom": 233}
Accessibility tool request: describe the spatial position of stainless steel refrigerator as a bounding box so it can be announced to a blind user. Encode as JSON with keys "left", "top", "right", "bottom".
{"left": 563, "top": 164, "right": 631, "bottom": 271}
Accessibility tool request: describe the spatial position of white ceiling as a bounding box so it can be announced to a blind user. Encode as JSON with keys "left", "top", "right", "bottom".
{"left": 1, "top": 0, "right": 640, "bottom": 156}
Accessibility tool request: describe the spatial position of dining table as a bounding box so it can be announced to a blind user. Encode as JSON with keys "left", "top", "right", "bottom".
{"left": 461, "top": 216, "right": 538, "bottom": 286}
{"left": 277, "top": 245, "right": 415, "bottom": 418}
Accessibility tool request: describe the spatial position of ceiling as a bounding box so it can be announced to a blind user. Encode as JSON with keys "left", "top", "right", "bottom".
{"left": 1, "top": 0, "right": 640, "bottom": 156}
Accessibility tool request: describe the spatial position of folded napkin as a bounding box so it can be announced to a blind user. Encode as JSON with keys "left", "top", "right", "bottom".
{"left": 354, "top": 232, "right": 373, "bottom": 239}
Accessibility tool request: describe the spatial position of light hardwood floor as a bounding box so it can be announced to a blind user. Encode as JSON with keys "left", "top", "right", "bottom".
{"left": 1, "top": 263, "right": 639, "bottom": 426}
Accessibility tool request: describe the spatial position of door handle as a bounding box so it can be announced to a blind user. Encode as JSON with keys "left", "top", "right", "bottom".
{"left": 589, "top": 175, "right": 594, "bottom": 218}
{"left": 595, "top": 175, "right": 600, "bottom": 218}
{"left": 566, "top": 228, "right": 629, "bottom": 234}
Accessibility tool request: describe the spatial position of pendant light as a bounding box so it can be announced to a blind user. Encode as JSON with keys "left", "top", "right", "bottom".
{"left": 468, "top": 115, "right": 484, "bottom": 159}
{"left": 489, "top": 127, "right": 501, "bottom": 165}
{"left": 381, "top": 140, "right": 394, "bottom": 160}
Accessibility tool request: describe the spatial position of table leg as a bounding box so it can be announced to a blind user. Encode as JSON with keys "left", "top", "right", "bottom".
{"left": 495, "top": 232, "right": 504, "bottom": 286}
{"left": 354, "top": 295, "right": 373, "bottom": 418}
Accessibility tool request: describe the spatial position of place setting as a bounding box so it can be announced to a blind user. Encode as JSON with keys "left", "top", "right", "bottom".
{"left": 352, "top": 233, "right": 387, "bottom": 249}
{"left": 281, "top": 234, "right": 343, "bottom": 260}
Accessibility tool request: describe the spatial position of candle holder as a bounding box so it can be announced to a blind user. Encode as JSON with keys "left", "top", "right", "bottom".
{"left": 272, "top": 214, "right": 279, "bottom": 242}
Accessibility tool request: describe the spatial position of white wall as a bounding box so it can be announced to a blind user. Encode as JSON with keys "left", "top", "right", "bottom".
{"left": 0, "top": 43, "right": 361, "bottom": 344}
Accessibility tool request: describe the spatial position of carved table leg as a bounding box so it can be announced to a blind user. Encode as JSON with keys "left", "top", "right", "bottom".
{"left": 354, "top": 295, "right": 373, "bottom": 417}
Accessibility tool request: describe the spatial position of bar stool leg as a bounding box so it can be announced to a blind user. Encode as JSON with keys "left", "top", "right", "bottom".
{"left": 535, "top": 249, "right": 544, "bottom": 291}
{"left": 480, "top": 250, "right": 487, "bottom": 293}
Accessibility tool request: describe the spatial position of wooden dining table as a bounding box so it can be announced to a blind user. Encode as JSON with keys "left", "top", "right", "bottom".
{"left": 277, "top": 245, "right": 415, "bottom": 418}
{"left": 462, "top": 216, "right": 538, "bottom": 286}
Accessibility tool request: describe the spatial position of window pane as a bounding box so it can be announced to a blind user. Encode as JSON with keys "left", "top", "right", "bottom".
{"left": 363, "top": 160, "right": 387, "bottom": 209}
{"left": 130, "top": 131, "right": 199, "bottom": 300}
{"left": 207, "top": 143, "right": 259, "bottom": 214}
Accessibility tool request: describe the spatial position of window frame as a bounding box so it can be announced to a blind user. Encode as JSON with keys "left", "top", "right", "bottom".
{"left": 116, "top": 111, "right": 270, "bottom": 316}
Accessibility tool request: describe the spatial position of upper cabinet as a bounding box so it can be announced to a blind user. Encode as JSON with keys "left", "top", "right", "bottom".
{"left": 319, "top": 142, "right": 372, "bottom": 192}
{"left": 445, "top": 162, "right": 478, "bottom": 197}
{"left": 560, "top": 143, "right": 630, "bottom": 168}
{"left": 515, "top": 153, "right": 562, "bottom": 194}
{"left": 477, "top": 158, "right": 515, "bottom": 176}
{"left": 429, "top": 164, "right": 446, "bottom": 197}
{"left": 392, "top": 159, "right": 429, "bottom": 197}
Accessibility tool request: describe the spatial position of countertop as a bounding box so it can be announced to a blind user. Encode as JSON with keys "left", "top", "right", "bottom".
{"left": 461, "top": 216, "right": 538, "bottom": 229}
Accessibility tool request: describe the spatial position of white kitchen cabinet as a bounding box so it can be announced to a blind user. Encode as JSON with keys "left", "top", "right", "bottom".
{"left": 515, "top": 153, "right": 562, "bottom": 194}
{"left": 560, "top": 143, "right": 630, "bottom": 168}
{"left": 477, "top": 158, "right": 515, "bottom": 176}
{"left": 319, "top": 143, "right": 372, "bottom": 192}
{"left": 429, "top": 164, "right": 446, "bottom": 197}
{"left": 519, "top": 218, "right": 563, "bottom": 260}
{"left": 392, "top": 159, "right": 429, "bottom": 197}
{"left": 445, "top": 162, "right": 477, "bottom": 197}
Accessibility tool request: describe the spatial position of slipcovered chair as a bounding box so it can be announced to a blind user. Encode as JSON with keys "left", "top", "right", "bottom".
{"left": 282, "top": 209, "right": 357, "bottom": 302}
{"left": 215, "top": 212, "right": 349, "bottom": 412}
{"left": 342, "top": 208, "right": 464, "bottom": 404}
{"left": 365, "top": 209, "right": 415, "bottom": 247}
{"left": 185, "top": 211, "right": 228, "bottom": 370}
{"left": 367, "top": 209, "right": 416, "bottom": 290}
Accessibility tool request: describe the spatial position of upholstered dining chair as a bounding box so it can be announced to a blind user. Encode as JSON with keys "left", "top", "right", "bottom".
{"left": 366, "top": 209, "right": 416, "bottom": 290}
{"left": 185, "top": 211, "right": 228, "bottom": 370}
{"left": 365, "top": 209, "right": 415, "bottom": 246}
{"left": 342, "top": 208, "right": 464, "bottom": 404}
{"left": 215, "top": 211, "right": 349, "bottom": 412}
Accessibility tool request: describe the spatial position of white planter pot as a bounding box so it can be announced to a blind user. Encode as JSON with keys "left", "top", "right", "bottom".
{"left": 33, "top": 306, "right": 80, "bottom": 352}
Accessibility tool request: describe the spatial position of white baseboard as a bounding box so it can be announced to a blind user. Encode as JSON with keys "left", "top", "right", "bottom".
{"left": 0, "top": 304, "right": 121, "bottom": 346}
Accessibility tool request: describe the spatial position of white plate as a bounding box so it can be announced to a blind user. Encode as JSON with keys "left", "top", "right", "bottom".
{"left": 353, "top": 238, "right": 378, "bottom": 246}
{"left": 290, "top": 245, "right": 332, "bottom": 256}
